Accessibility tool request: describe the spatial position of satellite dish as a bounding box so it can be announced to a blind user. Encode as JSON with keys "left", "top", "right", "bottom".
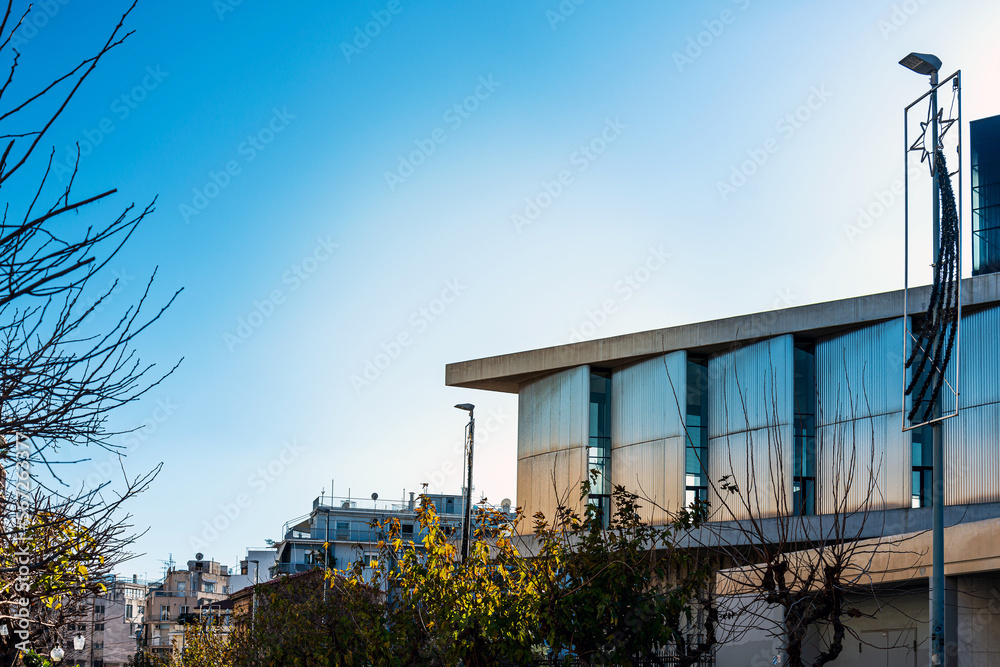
{"left": 500, "top": 498, "right": 512, "bottom": 512}
{"left": 371, "top": 492, "right": 379, "bottom": 501}
{"left": 195, "top": 553, "right": 204, "bottom": 561}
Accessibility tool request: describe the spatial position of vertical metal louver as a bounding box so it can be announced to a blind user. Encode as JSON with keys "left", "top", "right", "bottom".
{"left": 815, "top": 318, "right": 909, "bottom": 513}
{"left": 708, "top": 336, "right": 794, "bottom": 521}
{"left": 611, "top": 352, "right": 687, "bottom": 523}
{"left": 516, "top": 366, "right": 590, "bottom": 527}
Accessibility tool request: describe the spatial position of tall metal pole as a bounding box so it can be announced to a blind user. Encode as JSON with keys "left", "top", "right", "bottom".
{"left": 323, "top": 508, "right": 330, "bottom": 603}
{"left": 460, "top": 411, "right": 475, "bottom": 562}
{"left": 249, "top": 559, "right": 259, "bottom": 635}
{"left": 929, "top": 70, "right": 946, "bottom": 667}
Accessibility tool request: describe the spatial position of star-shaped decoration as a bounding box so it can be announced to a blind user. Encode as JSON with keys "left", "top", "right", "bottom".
{"left": 908, "top": 108, "right": 958, "bottom": 174}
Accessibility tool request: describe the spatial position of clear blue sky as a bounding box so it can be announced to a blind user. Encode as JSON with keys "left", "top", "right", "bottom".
{"left": 21, "top": 0, "right": 1000, "bottom": 579}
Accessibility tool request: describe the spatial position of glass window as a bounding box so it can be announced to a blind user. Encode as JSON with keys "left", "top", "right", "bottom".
{"left": 203, "top": 581, "right": 215, "bottom": 594}
{"left": 971, "top": 115, "right": 1000, "bottom": 276}
{"left": 685, "top": 357, "right": 709, "bottom": 507}
{"left": 793, "top": 343, "right": 816, "bottom": 516}
{"left": 912, "top": 426, "right": 933, "bottom": 507}
{"left": 588, "top": 372, "right": 612, "bottom": 523}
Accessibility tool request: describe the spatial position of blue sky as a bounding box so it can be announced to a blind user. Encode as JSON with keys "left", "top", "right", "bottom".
{"left": 19, "top": 0, "right": 1000, "bottom": 579}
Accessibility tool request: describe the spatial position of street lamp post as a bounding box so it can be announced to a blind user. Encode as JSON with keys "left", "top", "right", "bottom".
{"left": 900, "top": 50, "right": 947, "bottom": 667}
{"left": 243, "top": 559, "right": 260, "bottom": 631}
{"left": 454, "top": 403, "right": 475, "bottom": 562}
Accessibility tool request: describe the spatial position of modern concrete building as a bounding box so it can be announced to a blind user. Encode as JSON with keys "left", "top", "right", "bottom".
{"left": 446, "top": 272, "right": 1000, "bottom": 666}
{"left": 141, "top": 556, "right": 232, "bottom": 659}
{"left": 971, "top": 113, "right": 1000, "bottom": 277}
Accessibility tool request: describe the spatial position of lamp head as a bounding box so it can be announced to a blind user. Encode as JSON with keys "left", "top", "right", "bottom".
{"left": 454, "top": 403, "right": 475, "bottom": 413}
{"left": 899, "top": 52, "right": 941, "bottom": 76}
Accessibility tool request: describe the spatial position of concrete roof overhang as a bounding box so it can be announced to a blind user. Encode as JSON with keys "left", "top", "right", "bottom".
{"left": 446, "top": 273, "right": 1000, "bottom": 394}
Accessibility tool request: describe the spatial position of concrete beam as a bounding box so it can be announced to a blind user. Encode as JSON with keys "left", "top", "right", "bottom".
{"left": 446, "top": 273, "right": 1000, "bottom": 393}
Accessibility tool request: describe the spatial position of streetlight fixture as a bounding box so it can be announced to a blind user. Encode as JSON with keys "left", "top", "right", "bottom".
{"left": 454, "top": 403, "right": 475, "bottom": 562}
{"left": 73, "top": 634, "right": 86, "bottom": 651}
{"left": 49, "top": 646, "right": 64, "bottom": 663}
{"left": 899, "top": 52, "right": 942, "bottom": 76}
{"left": 900, "top": 50, "right": 946, "bottom": 667}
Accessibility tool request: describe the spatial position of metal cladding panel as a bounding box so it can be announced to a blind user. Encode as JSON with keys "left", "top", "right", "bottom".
{"left": 815, "top": 414, "right": 909, "bottom": 514}
{"left": 708, "top": 425, "right": 793, "bottom": 521}
{"left": 816, "top": 318, "right": 904, "bottom": 422}
{"left": 516, "top": 448, "right": 588, "bottom": 529}
{"left": 611, "top": 352, "right": 687, "bottom": 448}
{"left": 708, "top": 335, "right": 794, "bottom": 437}
{"left": 611, "top": 437, "right": 685, "bottom": 523}
{"left": 517, "top": 366, "right": 590, "bottom": 460}
{"left": 958, "top": 305, "right": 1000, "bottom": 408}
{"left": 708, "top": 337, "right": 793, "bottom": 521}
{"left": 944, "top": 402, "right": 1000, "bottom": 505}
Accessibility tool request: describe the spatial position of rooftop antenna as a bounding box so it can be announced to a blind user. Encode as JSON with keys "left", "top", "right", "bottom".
{"left": 158, "top": 553, "right": 175, "bottom": 580}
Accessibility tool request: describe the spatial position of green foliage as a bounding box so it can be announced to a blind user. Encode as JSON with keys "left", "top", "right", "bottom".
{"left": 221, "top": 487, "right": 712, "bottom": 667}
{"left": 367, "top": 498, "right": 542, "bottom": 666}
{"left": 163, "top": 619, "right": 232, "bottom": 667}
{"left": 124, "top": 650, "right": 168, "bottom": 667}
{"left": 226, "top": 569, "right": 388, "bottom": 667}
{"left": 0, "top": 512, "right": 106, "bottom": 609}
{"left": 532, "top": 473, "right": 714, "bottom": 665}
{"left": 20, "top": 650, "right": 51, "bottom": 667}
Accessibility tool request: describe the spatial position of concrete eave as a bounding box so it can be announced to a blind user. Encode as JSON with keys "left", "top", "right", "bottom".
{"left": 445, "top": 273, "right": 1000, "bottom": 394}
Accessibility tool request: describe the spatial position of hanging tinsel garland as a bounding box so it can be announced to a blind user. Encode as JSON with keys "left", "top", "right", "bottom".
{"left": 905, "top": 148, "right": 960, "bottom": 423}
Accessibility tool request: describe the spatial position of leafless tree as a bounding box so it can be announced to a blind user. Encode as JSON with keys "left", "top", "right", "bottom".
{"left": 0, "top": 1, "right": 179, "bottom": 663}
{"left": 692, "top": 365, "right": 925, "bottom": 667}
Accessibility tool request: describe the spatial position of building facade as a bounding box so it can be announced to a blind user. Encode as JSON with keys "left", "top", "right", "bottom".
{"left": 446, "top": 272, "right": 1000, "bottom": 666}
{"left": 272, "top": 492, "right": 468, "bottom": 578}
{"left": 141, "top": 556, "right": 232, "bottom": 659}
{"left": 972, "top": 113, "right": 1000, "bottom": 276}
{"left": 62, "top": 575, "right": 150, "bottom": 667}
{"left": 229, "top": 547, "right": 277, "bottom": 595}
